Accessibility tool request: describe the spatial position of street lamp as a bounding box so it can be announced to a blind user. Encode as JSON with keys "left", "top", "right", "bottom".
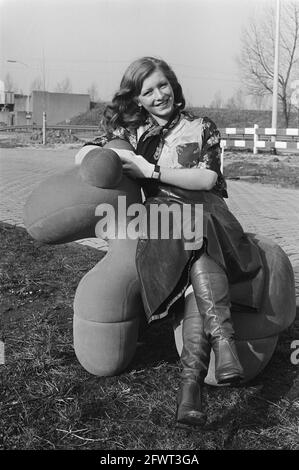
{"left": 7, "top": 59, "right": 29, "bottom": 68}
{"left": 7, "top": 59, "right": 31, "bottom": 117}
{"left": 271, "top": 0, "right": 281, "bottom": 130}
{"left": 7, "top": 58, "right": 47, "bottom": 142}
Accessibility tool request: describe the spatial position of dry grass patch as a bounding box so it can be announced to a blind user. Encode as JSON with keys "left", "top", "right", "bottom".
{"left": 0, "top": 222, "right": 298, "bottom": 450}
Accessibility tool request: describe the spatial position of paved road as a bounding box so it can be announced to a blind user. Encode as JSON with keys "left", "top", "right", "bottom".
{"left": 0, "top": 146, "right": 298, "bottom": 300}
{"left": 0, "top": 146, "right": 107, "bottom": 249}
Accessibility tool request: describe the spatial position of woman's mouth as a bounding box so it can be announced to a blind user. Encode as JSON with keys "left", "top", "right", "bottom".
{"left": 156, "top": 99, "right": 170, "bottom": 109}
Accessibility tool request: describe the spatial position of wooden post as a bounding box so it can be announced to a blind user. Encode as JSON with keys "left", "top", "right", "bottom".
{"left": 42, "top": 111, "right": 47, "bottom": 145}
{"left": 253, "top": 124, "right": 259, "bottom": 154}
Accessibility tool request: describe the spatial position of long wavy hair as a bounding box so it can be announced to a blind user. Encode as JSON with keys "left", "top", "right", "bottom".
{"left": 102, "top": 57, "right": 185, "bottom": 133}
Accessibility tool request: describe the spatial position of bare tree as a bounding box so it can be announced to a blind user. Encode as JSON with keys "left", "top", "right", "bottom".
{"left": 249, "top": 93, "right": 271, "bottom": 111}
{"left": 238, "top": 1, "right": 299, "bottom": 126}
{"left": 210, "top": 90, "right": 223, "bottom": 108}
{"left": 225, "top": 88, "right": 246, "bottom": 110}
{"left": 87, "top": 82, "right": 99, "bottom": 102}
{"left": 290, "top": 80, "right": 299, "bottom": 126}
{"left": 30, "top": 76, "right": 43, "bottom": 92}
{"left": 4, "top": 73, "right": 17, "bottom": 92}
{"left": 55, "top": 77, "right": 72, "bottom": 93}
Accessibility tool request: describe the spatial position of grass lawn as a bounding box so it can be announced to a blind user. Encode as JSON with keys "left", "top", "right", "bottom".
{"left": 223, "top": 151, "right": 299, "bottom": 189}
{"left": 0, "top": 221, "right": 298, "bottom": 450}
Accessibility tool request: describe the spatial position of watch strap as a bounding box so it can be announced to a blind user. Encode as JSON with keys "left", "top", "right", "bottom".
{"left": 151, "top": 164, "right": 161, "bottom": 180}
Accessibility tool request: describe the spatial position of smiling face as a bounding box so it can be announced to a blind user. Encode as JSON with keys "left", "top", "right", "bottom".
{"left": 136, "top": 69, "right": 175, "bottom": 126}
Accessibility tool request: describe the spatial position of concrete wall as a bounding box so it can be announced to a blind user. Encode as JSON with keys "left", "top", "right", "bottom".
{"left": 31, "top": 91, "right": 90, "bottom": 125}
{"left": 0, "top": 110, "right": 13, "bottom": 125}
{"left": 0, "top": 110, "right": 28, "bottom": 126}
{"left": 14, "top": 94, "right": 29, "bottom": 112}
{"left": 15, "top": 111, "right": 28, "bottom": 125}
{"left": 8, "top": 95, "right": 31, "bottom": 125}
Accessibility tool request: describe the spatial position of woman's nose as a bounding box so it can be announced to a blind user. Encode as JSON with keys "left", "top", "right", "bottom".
{"left": 153, "top": 88, "right": 164, "bottom": 100}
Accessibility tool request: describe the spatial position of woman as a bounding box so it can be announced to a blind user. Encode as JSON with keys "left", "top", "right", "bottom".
{"left": 90, "top": 57, "right": 263, "bottom": 428}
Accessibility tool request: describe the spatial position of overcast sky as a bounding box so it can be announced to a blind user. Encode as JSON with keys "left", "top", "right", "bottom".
{"left": 1, "top": 0, "right": 273, "bottom": 106}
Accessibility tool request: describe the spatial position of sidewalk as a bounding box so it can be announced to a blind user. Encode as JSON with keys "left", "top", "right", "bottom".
{"left": 0, "top": 146, "right": 107, "bottom": 250}
{"left": 1, "top": 147, "right": 298, "bottom": 300}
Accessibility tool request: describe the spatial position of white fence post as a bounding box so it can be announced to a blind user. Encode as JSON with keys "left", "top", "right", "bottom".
{"left": 0, "top": 340, "right": 4, "bottom": 365}
{"left": 253, "top": 124, "right": 258, "bottom": 154}
{"left": 220, "top": 144, "right": 224, "bottom": 173}
{"left": 42, "top": 112, "right": 47, "bottom": 145}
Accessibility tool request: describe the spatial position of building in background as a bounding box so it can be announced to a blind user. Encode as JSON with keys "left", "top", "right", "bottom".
{"left": 0, "top": 80, "right": 15, "bottom": 125}
{"left": 0, "top": 84, "right": 90, "bottom": 126}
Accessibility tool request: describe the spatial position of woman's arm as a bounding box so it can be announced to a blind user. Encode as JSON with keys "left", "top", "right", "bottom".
{"left": 158, "top": 117, "right": 221, "bottom": 191}
{"left": 158, "top": 167, "right": 217, "bottom": 190}
{"left": 75, "top": 125, "right": 137, "bottom": 166}
{"left": 113, "top": 116, "right": 222, "bottom": 191}
{"left": 116, "top": 152, "right": 218, "bottom": 190}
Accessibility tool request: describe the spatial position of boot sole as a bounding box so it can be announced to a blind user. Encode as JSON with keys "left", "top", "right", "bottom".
{"left": 216, "top": 373, "right": 244, "bottom": 385}
{"left": 175, "top": 419, "right": 206, "bottom": 430}
{"left": 175, "top": 410, "right": 207, "bottom": 429}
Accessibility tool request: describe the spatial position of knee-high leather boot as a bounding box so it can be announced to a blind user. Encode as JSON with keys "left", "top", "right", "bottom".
{"left": 191, "top": 254, "right": 244, "bottom": 385}
{"left": 176, "top": 271, "right": 211, "bottom": 428}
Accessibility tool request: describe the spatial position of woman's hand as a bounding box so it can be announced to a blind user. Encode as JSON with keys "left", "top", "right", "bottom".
{"left": 111, "top": 149, "right": 154, "bottom": 179}
{"left": 110, "top": 148, "right": 218, "bottom": 191}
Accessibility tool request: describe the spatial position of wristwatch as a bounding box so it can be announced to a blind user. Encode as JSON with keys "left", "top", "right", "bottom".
{"left": 151, "top": 164, "right": 161, "bottom": 180}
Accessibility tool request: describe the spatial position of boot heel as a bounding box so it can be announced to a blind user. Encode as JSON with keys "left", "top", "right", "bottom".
{"left": 216, "top": 373, "right": 243, "bottom": 385}
{"left": 175, "top": 410, "right": 207, "bottom": 428}
{"left": 175, "top": 407, "right": 194, "bottom": 430}
{"left": 213, "top": 339, "right": 244, "bottom": 385}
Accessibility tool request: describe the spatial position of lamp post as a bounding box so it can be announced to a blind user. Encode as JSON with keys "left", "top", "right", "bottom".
{"left": 7, "top": 59, "right": 31, "bottom": 118}
{"left": 271, "top": 0, "right": 281, "bottom": 131}
{"left": 7, "top": 58, "right": 47, "bottom": 143}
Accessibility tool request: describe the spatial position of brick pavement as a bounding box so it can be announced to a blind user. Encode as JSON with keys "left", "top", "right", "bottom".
{"left": 0, "top": 147, "right": 107, "bottom": 249}
{"left": 0, "top": 146, "right": 298, "bottom": 300}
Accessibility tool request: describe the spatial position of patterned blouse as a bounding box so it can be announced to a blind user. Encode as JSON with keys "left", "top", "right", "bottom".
{"left": 89, "top": 112, "right": 228, "bottom": 198}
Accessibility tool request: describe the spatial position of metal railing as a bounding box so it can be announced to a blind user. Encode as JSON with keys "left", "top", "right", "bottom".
{"left": 219, "top": 126, "right": 299, "bottom": 153}
{"left": 1, "top": 123, "right": 299, "bottom": 155}
{"left": 0, "top": 124, "right": 100, "bottom": 132}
